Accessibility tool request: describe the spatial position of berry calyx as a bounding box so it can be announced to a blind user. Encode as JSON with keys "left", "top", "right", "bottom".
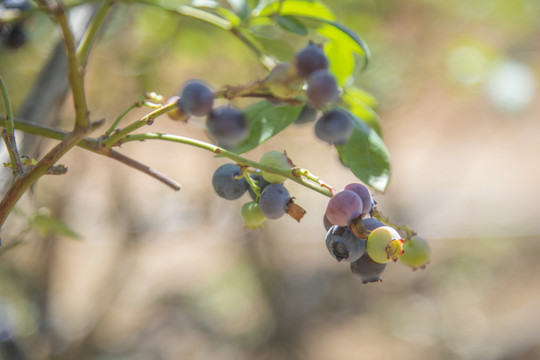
{"left": 399, "top": 236, "right": 430, "bottom": 270}
{"left": 366, "top": 226, "right": 404, "bottom": 264}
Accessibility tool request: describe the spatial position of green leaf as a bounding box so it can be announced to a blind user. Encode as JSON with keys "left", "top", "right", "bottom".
{"left": 231, "top": 101, "right": 303, "bottom": 154}
{"left": 275, "top": 15, "right": 308, "bottom": 36}
{"left": 215, "top": 7, "right": 241, "bottom": 27}
{"left": 316, "top": 22, "right": 370, "bottom": 67}
{"left": 324, "top": 40, "right": 354, "bottom": 86}
{"left": 227, "top": 0, "right": 251, "bottom": 20}
{"left": 253, "top": 35, "right": 297, "bottom": 61}
{"left": 31, "top": 211, "right": 82, "bottom": 240}
{"left": 342, "top": 89, "right": 382, "bottom": 136}
{"left": 257, "top": 0, "right": 335, "bottom": 21}
{"left": 337, "top": 111, "right": 390, "bottom": 192}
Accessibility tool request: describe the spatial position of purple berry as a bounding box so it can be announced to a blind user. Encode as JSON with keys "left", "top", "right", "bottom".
{"left": 306, "top": 70, "right": 339, "bottom": 108}
{"left": 294, "top": 43, "right": 329, "bottom": 78}
{"left": 350, "top": 253, "right": 387, "bottom": 283}
{"left": 259, "top": 183, "right": 290, "bottom": 219}
{"left": 206, "top": 106, "right": 248, "bottom": 148}
{"left": 343, "top": 183, "right": 372, "bottom": 214}
{"left": 325, "top": 190, "right": 363, "bottom": 226}
{"left": 315, "top": 109, "right": 353, "bottom": 145}
{"left": 178, "top": 80, "right": 214, "bottom": 117}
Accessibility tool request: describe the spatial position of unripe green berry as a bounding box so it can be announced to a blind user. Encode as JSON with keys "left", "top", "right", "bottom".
{"left": 260, "top": 151, "right": 291, "bottom": 184}
{"left": 366, "top": 226, "right": 404, "bottom": 264}
{"left": 264, "top": 62, "right": 303, "bottom": 99}
{"left": 241, "top": 201, "right": 266, "bottom": 229}
{"left": 400, "top": 236, "right": 430, "bottom": 270}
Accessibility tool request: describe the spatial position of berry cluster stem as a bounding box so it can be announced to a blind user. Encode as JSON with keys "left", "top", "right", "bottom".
{"left": 121, "top": 132, "right": 334, "bottom": 197}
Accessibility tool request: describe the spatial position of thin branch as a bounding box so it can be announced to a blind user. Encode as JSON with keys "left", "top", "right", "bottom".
{"left": 0, "top": 78, "right": 24, "bottom": 176}
{"left": 76, "top": 0, "right": 114, "bottom": 67}
{"left": 1, "top": 118, "right": 181, "bottom": 191}
{"left": 38, "top": 0, "right": 90, "bottom": 130}
{"left": 121, "top": 132, "right": 333, "bottom": 197}
{"left": 102, "top": 101, "right": 178, "bottom": 148}
{"left": 107, "top": 149, "right": 181, "bottom": 190}
{"left": 0, "top": 126, "right": 92, "bottom": 228}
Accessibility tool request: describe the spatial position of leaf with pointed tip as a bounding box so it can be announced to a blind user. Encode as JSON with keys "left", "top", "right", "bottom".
{"left": 336, "top": 110, "right": 390, "bottom": 192}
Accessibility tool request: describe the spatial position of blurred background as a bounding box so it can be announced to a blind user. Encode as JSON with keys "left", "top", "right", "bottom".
{"left": 1, "top": 0, "right": 540, "bottom": 359}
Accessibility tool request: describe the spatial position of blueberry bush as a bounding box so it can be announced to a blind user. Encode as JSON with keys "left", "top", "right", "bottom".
{"left": 0, "top": 0, "right": 429, "bottom": 282}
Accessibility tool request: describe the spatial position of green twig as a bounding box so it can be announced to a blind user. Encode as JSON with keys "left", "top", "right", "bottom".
{"left": 76, "top": 0, "right": 114, "bottom": 67}
{"left": 0, "top": 78, "right": 24, "bottom": 176}
{"left": 104, "top": 94, "right": 147, "bottom": 137}
{"left": 0, "top": 117, "right": 180, "bottom": 190}
{"left": 39, "top": 0, "right": 90, "bottom": 130}
{"left": 102, "top": 101, "right": 178, "bottom": 148}
{"left": 120, "top": 132, "right": 333, "bottom": 197}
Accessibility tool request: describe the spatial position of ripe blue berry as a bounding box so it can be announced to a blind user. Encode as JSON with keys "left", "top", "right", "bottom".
{"left": 325, "top": 225, "right": 366, "bottom": 263}
{"left": 212, "top": 163, "right": 248, "bottom": 200}
{"left": 258, "top": 183, "right": 290, "bottom": 219}
{"left": 315, "top": 109, "right": 353, "bottom": 145}
{"left": 306, "top": 70, "right": 339, "bottom": 108}
{"left": 178, "top": 80, "right": 214, "bottom": 117}
{"left": 206, "top": 106, "right": 248, "bottom": 148}
{"left": 350, "top": 253, "right": 387, "bottom": 283}
{"left": 362, "top": 217, "right": 385, "bottom": 232}
{"left": 294, "top": 43, "right": 329, "bottom": 78}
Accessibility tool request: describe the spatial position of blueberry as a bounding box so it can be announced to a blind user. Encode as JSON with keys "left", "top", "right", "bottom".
{"left": 294, "top": 43, "right": 329, "bottom": 78}
{"left": 350, "top": 252, "right": 387, "bottom": 283}
{"left": 212, "top": 163, "right": 248, "bottom": 200}
{"left": 325, "top": 225, "right": 366, "bottom": 263}
{"left": 314, "top": 108, "right": 353, "bottom": 145}
{"left": 258, "top": 183, "right": 290, "bottom": 219}
{"left": 206, "top": 106, "right": 248, "bottom": 148}
{"left": 178, "top": 80, "right": 214, "bottom": 117}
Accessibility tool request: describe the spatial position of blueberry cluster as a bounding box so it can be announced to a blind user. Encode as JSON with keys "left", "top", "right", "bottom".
{"left": 324, "top": 183, "right": 430, "bottom": 283}
{"left": 172, "top": 80, "right": 248, "bottom": 149}
{"left": 211, "top": 151, "right": 304, "bottom": 229}
{"left": 0, "top": 0, "right": 30, "bottom": 49}
{"left": 263, "top": 43, "right": 354, "bottom": 145}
